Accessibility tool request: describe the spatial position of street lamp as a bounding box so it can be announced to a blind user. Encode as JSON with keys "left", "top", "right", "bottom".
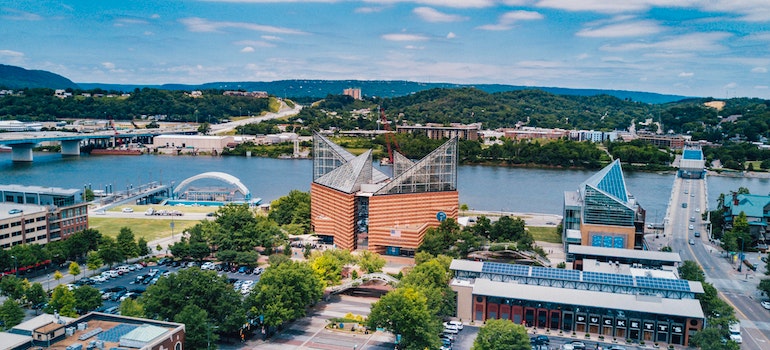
{"left": 738, "top": 237, "right": 745, "bottom": 272}
{"left": 11, "top": 255, "right": 17, "bottom": 278}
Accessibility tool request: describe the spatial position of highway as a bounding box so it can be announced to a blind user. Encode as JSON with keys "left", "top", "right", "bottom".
{"left": 660, "top": 176, "right": 770, "bottom": 349}
{"left": 209, "top": 101, "right": 302, "bottom": 135}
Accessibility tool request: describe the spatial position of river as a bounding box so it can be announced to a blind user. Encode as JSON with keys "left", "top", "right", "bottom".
{"left": 2, "top": 152, "right": 769, "bottom": 216}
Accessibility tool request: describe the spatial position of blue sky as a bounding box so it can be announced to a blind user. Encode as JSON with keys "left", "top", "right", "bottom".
{"left": 2, "top": 0, "right": 770, "bottom": 98}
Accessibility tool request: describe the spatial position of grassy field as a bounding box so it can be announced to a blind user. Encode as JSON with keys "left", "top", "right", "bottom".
{"left": 89, "top": 217, "right": 198, "bottom": 241}
{"left": 528, "top": 226, "right": 562, "bottom": 244}
{"left": 110, "top": 204, "right": 217, "bottom": 214}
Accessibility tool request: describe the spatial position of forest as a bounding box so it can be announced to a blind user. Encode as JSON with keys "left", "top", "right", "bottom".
{"left": 0, "top": 88, "right": 272, "bottom": 122}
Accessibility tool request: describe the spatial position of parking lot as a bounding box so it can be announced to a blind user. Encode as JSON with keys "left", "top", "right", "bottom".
{"left": 72, "top": 259, "right": 264, "bottom": 314}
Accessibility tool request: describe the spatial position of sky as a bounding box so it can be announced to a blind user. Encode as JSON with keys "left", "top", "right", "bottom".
{"left": 1, "top": 0, "right": 770, "bottom": 99}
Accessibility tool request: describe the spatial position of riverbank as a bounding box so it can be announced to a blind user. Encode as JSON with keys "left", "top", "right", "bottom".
{"left": 707, "top": 169, "right": 770, "bottom": 178}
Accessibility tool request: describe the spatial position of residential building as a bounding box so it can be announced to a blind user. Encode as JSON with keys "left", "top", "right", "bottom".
{"left": 563, "top": 160, "right": 646, "bottom": 251}
{"left": 722, "top": 192, "right": 770, "bottom": 246}
{"left": 397, "top": 123, "right": 481, "bottom": 141}
{"left": 152, "top": 135, "right": 235, "bottom": 154}
{"left": 342, "top": 88, "right": 362, "bottom": 100}
{"left": 636, "top": 133, "right": 687, "bottom": 150}
{"left": 449, "top": 258, "right": 704, "bottom": 346}
{"left": 502, "top": 127, "right": 569, "bottom": 141}
{"left": 310, "top": 133, "right": 458, "bottom": 254}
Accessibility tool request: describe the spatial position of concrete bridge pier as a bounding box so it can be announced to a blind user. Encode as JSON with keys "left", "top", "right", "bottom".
{"left": 10, "top": 143, "right": 35, "bottom": 162}
{"left": 60, "top": 140, "right": 81, "bottom": 156}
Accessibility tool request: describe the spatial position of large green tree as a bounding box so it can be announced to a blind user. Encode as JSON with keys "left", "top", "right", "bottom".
{"left": 142, "top": 268, "right": 245, "bottom": 333}
{"left": 117, "top": 227, "right": 139, "bottom": 260}
{"left": 120, "top": 298, "right": 145, "bottom": 318}
{"left": 74, "top": 285, "right": 103, "bottom": 314}
{"left": 368, "top": 287, "right": 440, "bottom": 350}
{"left": 46, "top": 285, "right": 78, "bottom": 317}
{"left": 69, "top": 261, "right": 81, "bottom": 282}
{"left": 472, "top": 319, "right": 531, "bottom": 350}
{"left": 245, "top": 260, "right": 323, "bottom": 328}
{"left": 268, "top": 190, "right": 311, "bottom": 233}
{"left": 174, "top": 304, "right": 217, "bottom": 350}
{"left": 26, "top": 282, "right": 48, "bottom": 312}
{"left": 0, "top": 275, "right": 26, "bottom": 301}
{"left": 0, "top": 299, "right": 25, "bottom": 330}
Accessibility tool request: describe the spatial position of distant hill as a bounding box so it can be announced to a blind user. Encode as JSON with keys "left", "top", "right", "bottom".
{"left": 78, "top": 80, "right": 690, "bottom": 104}
{"left": 0, "top": 64, "right": 78, "bottom": 89}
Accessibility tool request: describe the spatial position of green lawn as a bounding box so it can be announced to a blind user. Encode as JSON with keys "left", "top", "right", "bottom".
{"left": 110, "top": 204, "right": 218, "bottom": 214}
{"left": 527, "top": 226, "right": 562, "bottom": 244}
{"left": 89, "top": 217, "right": 198, "bottom": 241}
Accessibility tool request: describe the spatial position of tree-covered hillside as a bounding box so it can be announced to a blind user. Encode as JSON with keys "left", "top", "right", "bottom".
{"left": 0, "top": 88, "right": 272, "bottom": 122}
{"left": 0, "top": 64, "right": 78, "bottom": 90}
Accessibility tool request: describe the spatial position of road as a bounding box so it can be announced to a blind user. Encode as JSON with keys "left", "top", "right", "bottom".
{"left": 661, "top": 176, "right": 770, "bottom": 350}
{"left": 210, "top": 101, "right": 302, "bottom": 135}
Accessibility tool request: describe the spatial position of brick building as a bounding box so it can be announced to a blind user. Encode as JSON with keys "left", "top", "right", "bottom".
{"left": 310, "top": 133, "right": 458, "bottom": 255}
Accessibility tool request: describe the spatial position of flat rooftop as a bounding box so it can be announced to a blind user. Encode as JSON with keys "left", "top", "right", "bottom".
{"left": 50, "top": 313, "right": 183, "bottom": 350}
{"left": 568, "top": 245, "right": 682, "bottom": 264}
{"left": 0, "top": 203, "right": 47, "bottom": 220}
{"left": 0, "top": 184, "right": 81, "bottom": 196}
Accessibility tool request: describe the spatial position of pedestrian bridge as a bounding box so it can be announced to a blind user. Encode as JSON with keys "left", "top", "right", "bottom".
{"left": 327, "top": 273, "right": 400, "bottom": 294}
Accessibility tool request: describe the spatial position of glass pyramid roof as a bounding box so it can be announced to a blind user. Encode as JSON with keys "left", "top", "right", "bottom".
{"left": 582, "top": 159, "right": 629, "bottom": 203}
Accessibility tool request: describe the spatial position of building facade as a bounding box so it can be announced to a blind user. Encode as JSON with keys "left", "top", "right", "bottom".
{"left": 450, "top": 259, "right": 704, "bottom": 346}
{"left": 0, "top": 185, "right": 89, "bottom": 249}
{"left": 396, "top": 123, "right": 481, "bottom": 141}
{"left": 722, "top": 192, "right": 770, "bottom": 246}
{"left": 310, "top": 133, "right": 458, "bottom": 254}
{"left": 563, "top": 160, "right": 646, "bottom": 251}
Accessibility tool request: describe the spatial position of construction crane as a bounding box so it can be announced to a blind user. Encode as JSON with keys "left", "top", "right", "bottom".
{"left": 379, "top": 106, "right": 400, "bottom": 164}
{"left": 108, "top": 116, "right": 122, "bottom": 146}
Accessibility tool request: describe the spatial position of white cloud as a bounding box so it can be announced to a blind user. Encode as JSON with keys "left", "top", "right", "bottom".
{"left": 724, "top": 82, "right": 738, "bottom": 89}
{"left": 577, "top": 20, "right": 664, "bottom": 38}
{"left": 1, "top": 8, "right": 42, "bottom": 21}
{"left": 151, "top": 14, "right": 161, "bottom": 19}
{"left": 355, "top": 7, "right": 384, "bottom": 14}
{"left": 114, "top": 18, "right": 149, "bottom": 27}
{"left": 0, "top": 49, "right": 24, "bottom": 64}
{"left": 364, "top": 0, "right": 495, "bottom": 9}
{"left": 261, "top": 35, "right": 281, "bottom": 41}
{"left": 756, "top": 85, "right": 769, "bottom": 89}
{"left": 752, "top": 67, "right": 768, "bottom": 73}
{"left": 234, "top": 40, "right": 276, "bottom": 48}
{"left": 179, "top": 17, "right": 306, "bottom": 34}
{"left": 405, "top": 45, "right": 425, "bottom": 50}
{"left": 477, "top": 10, "right": 543, "bottom": 31}
{"left": 600, "top": 32, "right": 731, "bottom": 52}
{"left": 446, "top": 32, "right": 456, "bottom": 39}
{"left": 576, "top": 53, "right": 590, "bottom": 60}
{"left": 535, "top": 0, "right": 688, "bottom": 14}
{"left": 382, "top": 33, "right": 430, "bottom": 41}
{"left": 102, "top": 62, "right": 116, "bottom": 70}
{"left": 679, "top": 72, "right": 694, "bottom": 77}
{"left": 241, "top": 46, "right": 255, "bottom": 52}
{"left": 413, "top": 7, "right": 467, "bottom": 23}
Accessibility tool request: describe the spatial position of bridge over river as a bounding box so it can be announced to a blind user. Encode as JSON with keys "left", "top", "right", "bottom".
{"left": 0, "top": 127, "right": 196, "bottom": 162}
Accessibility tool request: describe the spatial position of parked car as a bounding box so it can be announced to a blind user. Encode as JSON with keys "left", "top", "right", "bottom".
{"left": 689, "top": 238, "right": 695, "bottom": 245}
{"left": 253, "top": 267, "right": 264, "bottom": 275}
{"left": 531, "top": 335, "right": 549, "bottom": 345}
{"left": 122, "top": 207, "right": 134, "bottom": 213}
{"left": 569, "top": 341, "right": 586, "bottom": 350}
{"left": 443, "top": 321, "right": 463, "bottom": 330}
{"left": 104, "top": 306, "right": 119, "bottom": 315}
{"left": 761, "top": 300, "right": 770, "bottom": 310}
{"left": 201, "top": 262, "right": 216, "bottom": 270}
{"left": 694, "top": 231, "right": 701, "bottom": 237}
{"left": 238, "top": 266, "right": 252, "bottom": 274}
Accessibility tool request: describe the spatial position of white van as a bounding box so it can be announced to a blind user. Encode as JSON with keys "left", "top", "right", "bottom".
{"left": 729, "top": 321, "right": 742, "bottom": 343}
{"left": 116, "top": 265, "right": 130, "bottom": 274}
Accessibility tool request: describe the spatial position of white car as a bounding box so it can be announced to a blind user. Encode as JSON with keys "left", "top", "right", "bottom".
{"left": 122, "top": 207, "right": 134, "bottom": 213}
{"left": 761, "top": 300, "right": 770, "bottom": 310}
{"left": 688, "top": 224, "right": 694, "bottom": 230}
{"left": 443, "top": 321, "right": 463, "bottom": 330}
{"left": 201, "top": 262, "right": 216, "bottom": 270}
{"left": 105, "top": 270, "right": 119, "bottom": 278}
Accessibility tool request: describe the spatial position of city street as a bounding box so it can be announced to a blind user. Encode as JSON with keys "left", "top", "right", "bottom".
{"left": 660, "top": 177, "right": 770, "bottom": 350}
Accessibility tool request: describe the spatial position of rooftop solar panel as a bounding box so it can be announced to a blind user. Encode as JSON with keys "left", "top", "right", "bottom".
{"left": 481, "top": 262, "right": 529, "bottom": 277}
{"left": 635, "top": 277, "right": 691, "bottom": 292}
{"left": 532, "top": 267, "right": 580, "bottom": 281}
{"left": 582, "top": 271, "right": 634, "bottom": 286}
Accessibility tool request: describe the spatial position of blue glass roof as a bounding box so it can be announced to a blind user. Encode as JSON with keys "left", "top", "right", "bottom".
{"left": 682, "top": 150, "right": 703, "bottom": 160}
{"left": 595, "top": 161, "right": 628, "bottom": 202}
{"left": 635, "top": 277, "right": 691, "bottom": 292}
{"left": 481, "top": 262, "right": 529, "bottom": 277}
{"left": 99, "top": 324, "right": 137, "bottom": 343}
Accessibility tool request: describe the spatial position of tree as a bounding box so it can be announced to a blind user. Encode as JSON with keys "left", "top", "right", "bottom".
{"left": 117, "top": 227, "right": 139, "bottom": 260}
{"left": 759, "top": 278, "right": 770, "bottom": 297}
{"left": 679, "top": 260, "right": 705, "bottom": 282}
{"left": 198, "top": 122, "right": 211, "bottom": 135}
{"left": 309, "top": 250, "right": 347, "bottom": 286}
{"left": 245, "top": 260, "right": 323, "bottom": 328}
{"left": 0, "top": 276, "right": 26, "bottom": 301}
{"left": 46, "top": 285, "right": 78, "bottom": 317}
{"left": 0, "top": 299, "right": 25, "bottom": 330}
{"left": 690, "top": 327, "right": 740, "bottom": 350}
{"left": 86, "top": 251, "right": 103, "bottom": 274}
{"left": 69, "top": 261, "right": 81, "bottom": 282}
{"left": 268, "top": 190, "right": 311, "bottom": 233}
{"left": 142, "top": 268, "right": 245, "bottom": 334}
{"left": 368, "top": 287, "right": 440, "bottom": 350}
{"left": 357, "top": 250, "right": 386, "bottom": 273}
{"left": 54, "top": 270, "right": 63, "bottom": 284}
{"left": 472, "top": 319, "right": 531, "bottom": 350}
{"left": 137, "top": 237, "right": 150, "bottom": 257}
{"left": 174, "top": 304, "right": 215, "bottom": 350}
{"left": 26, "top": 283, "right": 48, "bottom": 312}
{"left": 119, "top": 298, "right": 145, "bottom": 318}
{"left": 73, "top": 285, "right": 102, "bottom": 314}
{"left": 98, "top": 236, "right": 124, "bottom": 267}
{"left": 84, "top": 188, "right": 95, "bottom": 201}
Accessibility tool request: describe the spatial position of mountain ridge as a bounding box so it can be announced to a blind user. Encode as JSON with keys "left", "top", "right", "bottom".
{"left": 0, "top": 64, "right": 78, "bottom": 89}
